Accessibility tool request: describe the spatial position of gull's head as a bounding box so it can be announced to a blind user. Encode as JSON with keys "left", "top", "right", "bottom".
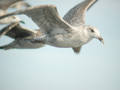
{"left": 85, "top": 25, "right": 104, "bottom": 44}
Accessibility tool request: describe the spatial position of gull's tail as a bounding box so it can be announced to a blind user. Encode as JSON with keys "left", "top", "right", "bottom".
{"left": 0, "top": 45, "right": 9, "bottom": 50}
{"left": 0, "top": 41, "right": 16, "bottom": 50}
{"left": 0, "top": 46, "right": 4, "bottom": 49}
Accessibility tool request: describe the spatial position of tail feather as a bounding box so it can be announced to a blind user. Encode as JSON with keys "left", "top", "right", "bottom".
{"left": 0, "top": 46, "right": 4, "bottom": 49}
{"left": 0, "top": 45, "right": 11, "bottom": 50}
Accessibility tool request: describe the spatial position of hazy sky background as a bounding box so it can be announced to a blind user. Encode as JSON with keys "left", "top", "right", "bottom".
{"left": 0, "top": 0, "right": 120, "bottom": 90}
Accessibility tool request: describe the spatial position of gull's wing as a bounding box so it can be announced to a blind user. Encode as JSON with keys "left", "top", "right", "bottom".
{"left": 0, "top": 5, "right": 73, "bottom": 33}
{"left": 0, "top": 0, "right": 30, "bottom": 24}
{"left": 0, "top": 22, "right": 37, "bottom": 39}
{"left": 0, "top": 0, "right": 30, "bottom": 10}
{"left": 9, "top": 0, "right": 30, "bottom": 10}
{"left": 0, "top": 0, "right": 22, "bottom": 10}
{"left": 63, "top": 0, "right": 98, "bottom": 26}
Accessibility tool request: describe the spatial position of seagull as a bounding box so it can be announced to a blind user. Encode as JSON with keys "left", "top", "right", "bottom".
{"left": 0, "top": 0, "right": 104, "bottom": 54}
{"left": 0, "top": 0, "right": 30, "bottom": 24}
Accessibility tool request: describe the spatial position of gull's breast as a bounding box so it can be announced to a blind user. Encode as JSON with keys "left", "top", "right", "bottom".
{"left": 46, "top": 33, "right": 82, "bottom": 48}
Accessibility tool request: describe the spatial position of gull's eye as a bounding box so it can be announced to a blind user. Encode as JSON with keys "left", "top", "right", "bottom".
{"left": 90, "top": 28, "right": 94, "bottom": 33}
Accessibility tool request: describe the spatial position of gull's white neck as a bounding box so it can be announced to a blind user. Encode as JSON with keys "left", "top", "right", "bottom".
{"left": 76, "top": 26, "right": 93, "bottom": 45}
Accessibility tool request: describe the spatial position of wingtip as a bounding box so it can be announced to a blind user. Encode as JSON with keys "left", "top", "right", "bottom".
{"left": 0, "top": 46, "right": 4, "bottom": 49}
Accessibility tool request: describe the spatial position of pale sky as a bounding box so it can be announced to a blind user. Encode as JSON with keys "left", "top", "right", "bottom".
{"left": 0, "top": 0, "right": 120, "bottom": 90}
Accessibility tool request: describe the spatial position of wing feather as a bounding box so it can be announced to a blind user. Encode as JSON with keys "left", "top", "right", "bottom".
{"left": 0, "top": 5, "right": 73, "bottom": 33}
{"left": 9, "top": 0, "right": 30, "bottom": 9}
{"left": 0, "top": 22, "right": 37, "bottom": 38}
{"left": 0, "top": 0, "right": 22, "bottom": 10}
{"left": 63, "top": 0, "right": 98, "bottom": 26}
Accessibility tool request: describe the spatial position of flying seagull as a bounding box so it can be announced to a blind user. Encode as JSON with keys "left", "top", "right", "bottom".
{"left": 0, "top": 0, "right": 30, "bottom": 24}
{"left": 0, "top": 0, "right": 104, "bottom": 54}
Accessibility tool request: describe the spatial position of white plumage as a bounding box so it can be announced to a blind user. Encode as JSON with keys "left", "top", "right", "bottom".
{"left": 0, "top": 0, "right": 104, "bottom": 54}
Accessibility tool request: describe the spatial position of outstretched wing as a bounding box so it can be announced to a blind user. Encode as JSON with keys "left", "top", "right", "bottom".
{"left": 0, "top": 22, "right": 37, "bottom": 39}
{"left": 9, "top": 0, "right": 30, "bottom": 10}
{"left": 0, "top": 0, "right": 30, "bottom": 24}
{"left": 0, "top": 0, "right": 22, "bottom": 10}
{"left": 0, "top": 5, "right": 73, "bottom": 33}
{"left": 63, "top": 0, "right": 98, "bottom": 26}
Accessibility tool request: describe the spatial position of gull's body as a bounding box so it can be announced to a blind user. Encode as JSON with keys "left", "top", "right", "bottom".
{"left": 45, "top": 26, "right": 91, "bottom": 48}
{"left": 0, "top": 0, "right": 104, "bottom": 53}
